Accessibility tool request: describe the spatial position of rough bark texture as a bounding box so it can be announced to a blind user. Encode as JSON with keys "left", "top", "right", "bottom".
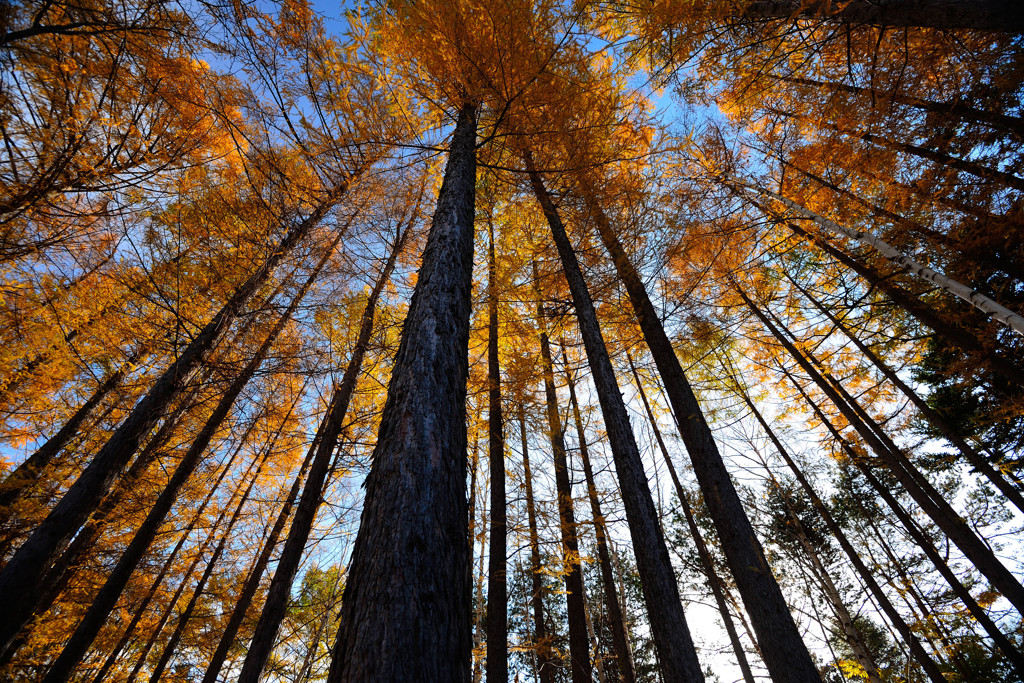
{"left": 562, "top": 347, "right": 636, "bottom": 683}
{"left": 626, "top": 354, "right": 756, "bottom": 683}
{"left": 327, "top": 104, "right": 477, "bottom": 683}
{"left": 583, "top": 189, "right": 818, "bottom": 682}
{"left": 527, "top": 161, "right": 704, "bottom": 682}
{"left": 739, "top": 0, "right": 1024, "bottom": 31}
{"left": 519, "top": 407, "right": 556, "bottom": 683}
{"left": 237, "top": 216, "right": 409, "bottom": 683}
{"left": 0, "top": 188, "right": 346, "bottom": 657}
{"left": 532, "top": 278, "right": 591, "bottom": 683}
{"left": 485, "top": 223, "right": 508, "bottom": 683}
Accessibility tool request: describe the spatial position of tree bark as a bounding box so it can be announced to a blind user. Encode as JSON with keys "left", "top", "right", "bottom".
{"left": 582, "top": 185, "right": 818, "bottom": 682}
{"left": 527, "top": 159, "right": 704, "bottom": 682}
{"left": 37, "top": 237, "right": 337, "bottom": 681}
{"left": 327, "top": 103, "right": 477, "bottom": 683}
{"left": 485, "top": 220, "right": 508, "bottom": 683}
{"left": 561, "top": 345, "right": 637, "bottom": 683}
{"left": 237, "top": 212, "right": 411, "bottom": 683}
{"left": 519, "top": 406, "right": 556, "bottom": 683}
{"left": 0, "top": 186, "right": 349, "bottom": 657}
{"left": 739, "top": 377, "right": 948, "bottom": 683}
{"left": 737, "top": 0, "right": 1024, "bottom": 32}
{"left": 626, "top": 354, "right": 757, "bottom": 683}
{"left": 533, "top": 269, "right": 592, "bottom": 683}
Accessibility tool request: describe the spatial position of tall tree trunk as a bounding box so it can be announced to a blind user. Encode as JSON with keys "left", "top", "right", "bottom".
{"left": 561, "top": 345, "right": 636, "bottom": 683}
{"left": 38, "top": 236, "right": 338, "bottom": 681}
{"left": 787, "top": 271, "right": 1024, "bottom": 511}
{"left": 0, "top": 345, "right": 147, "bottom": 517}
{"left": 736, "top": 0, "right": 1024, "bottom": 32}
{"left": 738, "top": 284, "right": 1024, "bottom": 616}
{"left": 327, "top": 103, "right": 478, "bottom": 683}
{"left": 199, "top": 408, "right": 322, "bottom": 683}
{"left": 738, "top": 375, "right": 948, "bottom": 683}
{"left": 519, "top": 405, "right": 556, "bottom": 683}
{"left": 237, "top": 213, "right": 411, "bottom": 683}
{"left": 527, "top": 159, "right": 705, "bottom": 682}
{"left": 0, "top": 186, "right": 349, "bottom": 656}
{"left": 146, "top": 406, "right": 289, "bottom": 683}
{"left": 771, "top": 484, "right": 884, "bottom": 683}
{"left": 770, "top": 208, "right": 1024, "bottom": 384}
{"left": 772, "top": 74, "right": 1024, "bottom": 136}
{"left": 533, "top": 267, "right": 592, "bottom": 683}
{"left": 485, "top": 219, "right": 508, "bottom": 683}
{"left": 854, "top": 464, "right": 1024, "bottom": 674}
{"left": 729, "top": 176, "right": 1024, "bottom": 336}
{"left": 626, "top": 354, "right": 757, "bottom": 683}
{"left": 582, "top": 184, "right": 818, "bottom": 682}
{"left": 90, "top": 414, "right": 264, "bottom": 683}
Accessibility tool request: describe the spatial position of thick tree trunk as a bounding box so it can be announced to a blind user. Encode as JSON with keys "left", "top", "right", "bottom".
{"left": 485, "top": 221, "right": 508, "bottom": 683}
{"left": 38, "top": 240, "right": 337, "bottom": 681}
{"left": 527, "top": 160, "right": 704, "bottom": 682}
{"left": 739, "top": 379, "right": 948, "bottom": 683}
{"left": 582, "top": 186, "right": 818, "bottom": 682}
{"left": 561, "top": 346, "right": 637, "bottom": 683}
{"left": 738, "top": 284, "right": 1024, "bottom": 616}
{"left": 737, "top": 0, "right": 1024, "bottom": 32}
{"left": 237, "top": 214, "right": 410, "bottom": 683}
{"left": 519, "top": 406, "right": 556, "bottom": 683}
{"left": 788, "top": 272, "right": 1024, "bottom": 512}
{"left": 327, "top": 104, "right": 478, "bottom": 683}
{"left": 533, "top": 271, "right": 592, "bottom": 683}
{"left": 0, "top": 187, "right": 348, "bottom": 656}
{"left": 730, "top": 176, "right": 1024, "bottom": 336}
{"left": 626, "top": 354, "right": 757, "bottom": 683}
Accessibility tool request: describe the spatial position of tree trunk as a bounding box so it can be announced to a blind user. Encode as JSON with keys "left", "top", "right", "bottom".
{"left": 561, "top": 345, "right": 637, "bottom": 683}
{"left": 198, "top": 407, "right": 322, "bottom": 683}
{"left": 730, "top": 176, "right": 1024, "bottom": 336}
{"left": 582, "top": 184, "right": 818, "bottom": 682}
{"left": 519, "top": 405, "right": 556, "bottom": 683}
{"left": 787, "top": 271, "right": 1024, "bottom": 512}
{"left": 533, "top": 268, "right": 592, "bottom": 683}
{"left": 327, "top": 103, "right": 477, "bottom": 683}
{"left": 739, "top": 377, "right": 948, "bottom": 683}
{"left": 237, "top": 212, "right": 411, "bottom": 683}
{"left": 0, "top": 186, "right": 349, "bottom": 656}
{"left": 737, "top": 0, "right": 1024, "bottom": 32}
{"left": 626, "top": 353, "right": 757, "bottom": 683}
{"left": 485, "top": 220, "right": 508, "bottom": 683}
{"left": 738, "top": 284, "right": 1024, "bottom": 616}
{"left": 527, "top": 159, "right": 704, "bottom": 682}
{"left": 38, "top": 237, "right": 338, "bottom": 681}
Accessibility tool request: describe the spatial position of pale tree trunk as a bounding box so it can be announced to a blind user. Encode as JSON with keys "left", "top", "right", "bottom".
{"left": 561, "top": 344, "right": 637, "bottom": 683}
{"left": 533, "top": 262, "right": 592, "bottom": 683}
{"left": 519, "top": 406, "right": 556, "bottom": 683}
{"left": 730, "top": 175, "right": 1024, "bottom": 335}
{"left": 0, "top": 185, "right": 349, "bottom": 657}
{"left": 327, "top": 104, "right": 478, "bottom": 683}
{"left": 527, "top": 160, "right": 704, "bottom": 682}
{"left": 582, "top": 185, "right": 818, "bottom": 682}
{"left": 626, "top": 354, "right": 757, "bottom": 683}
{"left": 485, "top": 219, "right": 508, "bottom": 683}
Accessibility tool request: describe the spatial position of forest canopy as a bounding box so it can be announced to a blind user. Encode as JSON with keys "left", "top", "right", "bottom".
{"left": 1, "top": 0, "right": 1023, "bottom": 681}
